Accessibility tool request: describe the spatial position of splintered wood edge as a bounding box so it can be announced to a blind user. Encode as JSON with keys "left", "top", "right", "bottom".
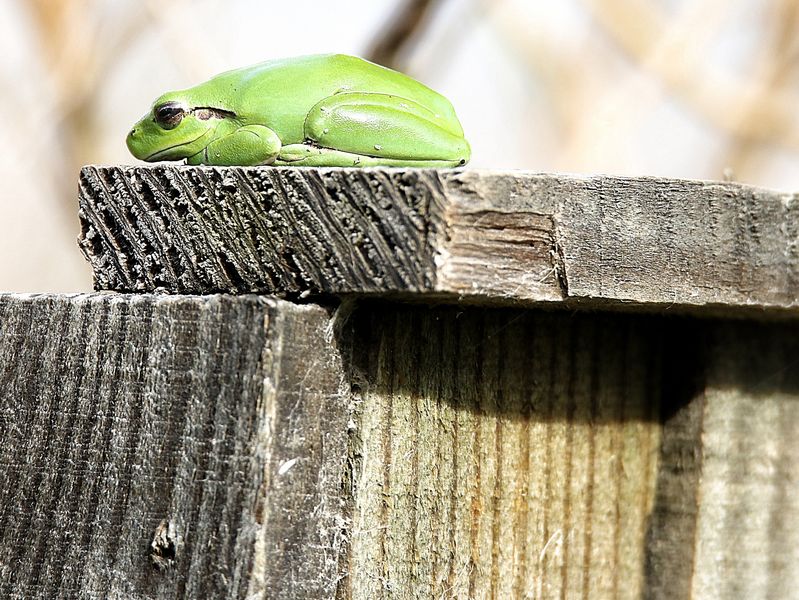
{"left": 78, "top": 166, "right": 799, "bottom": 317}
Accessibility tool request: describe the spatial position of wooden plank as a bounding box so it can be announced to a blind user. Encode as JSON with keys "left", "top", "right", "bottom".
{"left": 642, "top": 326, "right": 706, "bottom": 600}
{"left": 339, "top": 303, "right": 799, "bottom": 599}
{"left": 0, "top": 293, "right": 349, "bottom": 599}
{"left": 341, "top": 302, "right": 665, "bottom": 599}
{"left": 78, "top": 166, "right": 799, "bottom": 315}
{"left": 689, "top": 320, "right": 799, "bottom": 599}
{"left": 639, "top": 318, "right": 799, "bottom": 600}
{"left": 3, "top": 291, "right": 799, "bottom": 598}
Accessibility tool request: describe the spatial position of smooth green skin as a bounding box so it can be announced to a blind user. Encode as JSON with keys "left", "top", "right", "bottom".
{"left": 127, "top": 54, "right": 470, "bottom": 167}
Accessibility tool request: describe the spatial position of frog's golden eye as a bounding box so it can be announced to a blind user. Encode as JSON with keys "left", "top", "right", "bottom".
{"left": 154, "top": 102, "right": 185, "bottom": 130}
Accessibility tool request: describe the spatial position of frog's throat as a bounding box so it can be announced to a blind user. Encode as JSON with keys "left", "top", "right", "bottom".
{"left": 145, "top": 129, "right": 215, "bottom": 161}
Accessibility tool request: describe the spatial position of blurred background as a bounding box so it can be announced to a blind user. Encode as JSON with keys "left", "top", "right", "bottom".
{"left": 1, "top": 0, "right": 797, "bottom": 292}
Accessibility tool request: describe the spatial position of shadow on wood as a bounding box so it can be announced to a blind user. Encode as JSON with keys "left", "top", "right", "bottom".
{"left": 335, "top": 301, "right": 799, "bottom": 599}
{"left": 339, "top": 302, "right": 678, "bottom": 598}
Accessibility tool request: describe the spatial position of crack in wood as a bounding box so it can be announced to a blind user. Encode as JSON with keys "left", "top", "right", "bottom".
{"left": 150, "top": 519, "right": 178, "bottom": 572}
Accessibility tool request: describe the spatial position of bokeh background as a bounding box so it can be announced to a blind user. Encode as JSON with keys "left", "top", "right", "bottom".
{"left": 1, "top": 0, "right": 797, "bottom": 292}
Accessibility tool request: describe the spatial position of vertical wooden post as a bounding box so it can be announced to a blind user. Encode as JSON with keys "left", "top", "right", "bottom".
{"left": 0, "top": 295, "right": 349, "bottom": 599}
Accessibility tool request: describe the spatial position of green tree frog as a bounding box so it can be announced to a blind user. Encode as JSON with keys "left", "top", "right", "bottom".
{"left": 127, "top": 54, "right": 470, "bottom": 168}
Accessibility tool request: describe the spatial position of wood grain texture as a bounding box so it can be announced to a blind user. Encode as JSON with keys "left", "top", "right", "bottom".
{"left": 0, "top": 293, "right": 349, "bottom": 600}
{"left": 642, "top": 329, "right": 706, "bottom": 600}
{"left": 337, "top": 303, "right": 799, "bottom": 600}
{"left": 690, "top": 321, "right": 799, "bottom": 600}
{"left": 78, "top": 166, "right": 799, "bottom": 315}
{"left": 341, "top": 302, "right": 667, "bottom": 599}
{"left": 3, "top": 291, "right": 799, "bottom": 599}
{"left": 636, "top": 318, "right": 799, "bottom": 600}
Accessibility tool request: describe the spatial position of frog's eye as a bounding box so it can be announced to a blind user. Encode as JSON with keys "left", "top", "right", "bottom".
{"left": 154, "top": 102, "right": 186, "bottom": 130}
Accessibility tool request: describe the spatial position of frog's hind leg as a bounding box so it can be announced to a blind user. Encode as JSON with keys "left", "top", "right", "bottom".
{"left": 288, "top": 92, "right": 470, "bottom": 167}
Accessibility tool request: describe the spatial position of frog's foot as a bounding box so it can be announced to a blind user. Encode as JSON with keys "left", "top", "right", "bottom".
{"left": 275, "top": 144, "right": 465, "bottom": 168}
{"left": 187, "top": 124, "right": 281, "bottom": 166}
{"left": 300, "top": 92, "right": 470, "bottom": 166}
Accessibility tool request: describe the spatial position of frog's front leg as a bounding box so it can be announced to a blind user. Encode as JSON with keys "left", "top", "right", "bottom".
{"left": 187, "top": 125, "right": 281, "bottom": 166}
{"left": 276, "top": 92, "right": 470, "bottom": 167}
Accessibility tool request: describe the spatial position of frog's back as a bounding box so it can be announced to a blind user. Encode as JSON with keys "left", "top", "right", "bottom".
{"left": 201, "top": 54, "right": 463, "bottom": 143}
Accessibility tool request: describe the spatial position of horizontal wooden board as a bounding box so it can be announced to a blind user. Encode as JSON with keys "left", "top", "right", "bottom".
{"left": 78, "top": 166, "right": 799, "bottom": 316}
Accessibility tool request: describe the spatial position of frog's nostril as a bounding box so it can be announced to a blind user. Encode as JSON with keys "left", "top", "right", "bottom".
{"left": 129, "top": 128, "right": 138, "bottom": 137}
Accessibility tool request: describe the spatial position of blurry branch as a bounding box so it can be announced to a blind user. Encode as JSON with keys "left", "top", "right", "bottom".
{"left": 26, "top": 0, "right": 147, "bottom": 124}
{"left": 142, "top": 0, "right": 225, "bottom": 82}
{"left": 477, "top": 0, "right": 585, "bottom": 136}
{"left": 366, "top": 0, "right": 439, "bottom": 69}
{"left": 721, "top": 0, "right": 799, "bottom": 177}
{"left": 556, "top": 0, "right": 733, "bottom": 168}
{"left": 23, "top": 0, "right": 148, "bottom": 206}
{"left": 582, "top": 0, "right": 799, "bottom": 151}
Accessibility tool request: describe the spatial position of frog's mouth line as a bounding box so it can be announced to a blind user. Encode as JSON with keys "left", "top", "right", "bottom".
{"left": 146, "top": 130, "right": 213, "bottom": 161}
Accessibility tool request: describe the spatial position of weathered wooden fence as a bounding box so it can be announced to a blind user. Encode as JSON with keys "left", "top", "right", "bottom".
{"left": 1, "top": 166, "right": 798, "bottom": 599}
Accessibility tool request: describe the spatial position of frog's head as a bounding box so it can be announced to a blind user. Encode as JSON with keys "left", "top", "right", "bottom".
{"left": 127, "top": 91, "right": 234, "bottom": 162}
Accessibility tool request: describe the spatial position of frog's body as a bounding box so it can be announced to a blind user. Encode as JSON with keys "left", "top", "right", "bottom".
{"left": 127, "top": 54, "right": 470, "bottom": 167}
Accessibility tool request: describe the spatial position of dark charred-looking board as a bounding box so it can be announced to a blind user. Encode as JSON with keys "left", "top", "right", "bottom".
{"left": 0, "top": 294, "right": 349, "bottom": 600}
